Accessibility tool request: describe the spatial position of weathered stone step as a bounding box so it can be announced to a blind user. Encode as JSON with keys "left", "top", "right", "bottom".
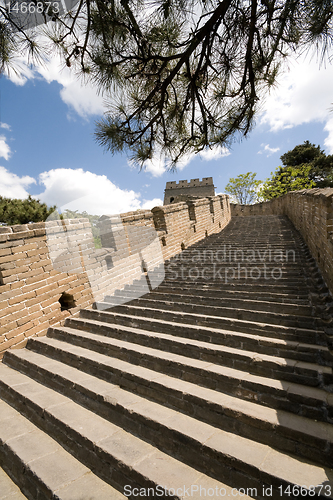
{"left": 122, "top": 281, "right": 311, "bottom": 301}
{"left": 168, "top": 254, "right": 305, "bottom": 266}
{"left": 105, "top": 292, "right": 314, "bottom": 318}
{"left": 49, "top": 324, "right": 332, "bottom": 386}
{"left": 161, "top": 272, "right": 309, "bottom": 286}
{"left": 161, "top": 277, "right": 311, "bottom": 291}
{"left": 160, "top": 275, "right": 308, "bottom": 288}
{"left": 192, "top": 247, "right": 302, "bottom": 254}
{"left": 4, "top": 348, "right": 333, "bottom": 467}
{"left": 210, "top": 241, "right": 301, "bottom": 245}
{"left": 0, "top": 396, "right": 125, "bottom": 500}
{"left": 65, "top": 316, "right": 333, "bottom": 365}
{"left": 23, "top": 333, "right": 333, "bottom": 421}
{"left": 81, "top": 307, "right": 326, "bottom": 346}
{"left": 116, "top": 284, "right": 311, "bottom": 303}
{"left": 0, "top": 466, "right": 28, "bottom": 500}
{"left": 165, "top": 260, "right": 306, "bottom": 270}
{"left": 0, "top": 364, "right": 263, "bottom": 500}
{"left": 162, "top": 274, "right": 310, "bottom": 286}
{"left": 0, "top": 362, "right": 332, "bottom": 500}
{"left": 93, "top": 301, "right": 325, "bottom": 337}
{"left": 193, "top": 241, "right": 301, "bottom": 247}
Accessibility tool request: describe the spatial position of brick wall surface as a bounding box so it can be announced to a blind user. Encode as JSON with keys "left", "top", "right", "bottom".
{"left": 0, "top": 220, "right": 95, "bottom": 358}
{"left": 0, "top": 194, "right": 231, "bottom": 356}
{"left": 231, "top": 188, "right": 333, "bottom": 296}
{"left": 152, "top": 195, "right": 230, "bottom": 261}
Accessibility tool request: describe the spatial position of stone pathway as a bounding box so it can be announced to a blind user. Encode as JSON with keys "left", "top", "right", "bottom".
{"left": 0, "top": 215, "right": 332, "bottom": 499}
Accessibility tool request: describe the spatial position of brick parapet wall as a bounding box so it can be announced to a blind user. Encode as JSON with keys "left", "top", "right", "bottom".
{"left": 0, "top": 194, "right": 231, "bottom": 356}
{"left": 230, "top": 189, "right": 333, "bottom": 296}
{"left": 152, "top": 194, "right": 230, "bottom": 261}
{"left": 0, "top": 219, "right": 95, "bottom": 357}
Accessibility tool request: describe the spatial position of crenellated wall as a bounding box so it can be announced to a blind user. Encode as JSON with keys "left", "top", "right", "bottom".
{"left": 231, "top": 189, "right": 333, "bottom": 296}
{"left": 0, "top": 194, "right": 230, "bottom": 357}
{"left": 163, "top": 177, "right": 216, "bottom": 205}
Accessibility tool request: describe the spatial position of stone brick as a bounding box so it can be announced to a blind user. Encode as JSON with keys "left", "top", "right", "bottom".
{"left": 0, "top": 319, "right": 18, "bottom": 335}
{"left": 8, "top": 291, "right": 36, "bottom": 306}
{"left": 0, "top": 253, "right": 18, "bottom": 264}
{"left": 0, "top": 302, "right": 25, "bottom": 319}
{"left": 0, "top": 333, "right": 26, "bottom": 352}
{"left": 19, "top": 268, "right": 45, "bottom": 282}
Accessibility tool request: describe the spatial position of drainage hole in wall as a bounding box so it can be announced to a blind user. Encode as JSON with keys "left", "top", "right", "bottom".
{"left": 59, "top": 292, "right": 76, "bottom": 311}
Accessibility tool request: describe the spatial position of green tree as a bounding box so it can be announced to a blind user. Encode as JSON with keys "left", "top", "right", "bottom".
{"left": 0, "top": 195, "right": 56, "bottom": 225}
{"left": 225, "top": 172, "right": 262, "bottom": 205}
{"left": 1, "top": 1, "right": 333, "bottom": 168}
{"left": 280, "top": 140, "right": 333, "bottom": 187}
{"left": 260, "top": 140, "right": 333, "bottom": 200}
{"left": 259, "top": 164, "right": 316, "bottom": 201}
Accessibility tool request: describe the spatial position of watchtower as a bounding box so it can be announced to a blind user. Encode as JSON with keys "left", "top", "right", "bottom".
{"left": 163, "top": 177, "right": 215, "bottom": 205}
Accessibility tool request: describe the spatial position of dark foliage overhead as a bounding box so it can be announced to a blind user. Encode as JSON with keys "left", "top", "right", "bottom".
{"left": 1, "top": 0, "right": 333, "bottom": 168}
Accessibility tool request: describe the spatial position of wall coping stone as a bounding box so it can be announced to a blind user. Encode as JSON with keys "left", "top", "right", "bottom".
{"left": 186, "top": 198, "right": 212, "bottom": 207}
{"left": 151, "top": 202, "right": 188, "bottom": 215}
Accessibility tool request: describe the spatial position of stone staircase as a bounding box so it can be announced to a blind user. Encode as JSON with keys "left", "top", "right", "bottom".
{"left": 1, "top": 215, "right": 333, "bottom": 500}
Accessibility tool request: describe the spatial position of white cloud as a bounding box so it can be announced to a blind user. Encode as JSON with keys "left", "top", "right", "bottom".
{"left": 260, "top": 51, "right": 333, "bottom": 152}
{"left": 36, "top": 168, "right": 142, "bottom": 214}
{"left": 60, "top": 83, "right": 105, "bottom": 118}
{"left": 0, "top": 123, "right": 11, "bottom": 130}
{"left": 199, "top": 145, "right": 230, "bottom": 161}
{"left": 141, "top": 198, "right": 163, "bottom": 209}
{"left": 0, "top": 136, "right": 12, "bottom": 160}
{"left": 7, "top": 43, "right": 105, "bottom": 118}
{"left": 0, "top": 166, "right": 36, "bottom": 199}
{"left": 324, "top": 118, "right": 333, "bottom": 153}
{"left": 141, "top": 156, "right": 168, "bottom": 177}
{"left": 0, "top": 166, "right": 163, "bottom": 213}
{"left": 257, "top": 144, "right": 280, "bottom": 156}
{"left": 133, "top": 144, "right": 230, "bottom": 177}
{"left": 5, "top": 61, "right": 35, "bottom": 86}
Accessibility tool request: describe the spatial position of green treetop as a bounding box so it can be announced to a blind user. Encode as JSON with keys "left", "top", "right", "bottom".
{"left": 0, "top": 195, "right": 56, "bottom": 225}
{"left": 259, "top": 141, "right": 333, "bottom": 201}
{"left": 225, "top": 172, "right": 262, "bottom": 205}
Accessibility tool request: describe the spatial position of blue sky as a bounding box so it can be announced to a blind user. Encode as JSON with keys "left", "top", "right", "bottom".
{"left": 1, "top": 48, "right": 333, "bottom": 215}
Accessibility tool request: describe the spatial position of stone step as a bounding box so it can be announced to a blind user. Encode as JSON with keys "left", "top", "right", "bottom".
{"left": 0, "top": 363, "right": 332, "bottom": 499}
{"left": 164, "top": 270, "right": 308, "bottom": 287}
{"left": 4, "top": 348, "right": 333, "bottom": 467}
{"left": 121, "top": 282, "right": 311, "bottom": 301}
{"left": 104, "top": 292, "right": 315, "bottom": 318}
{"left": 0, "top": 364, "right": 259, "bottom": 500}
{"left": 161, "top": 275, "right": 312, "bottom": 287}
{"left": 48, "top": 324, "right": 332, "bottom": 386}
{"left": 191, "top": 246, "right": 302, "bottom": 253}
{"left": 190, "top": 240, "right": 302, "bottom": 247}
{"left": 28, "top": 336, "right": 333, "bottom": 421}
{"left": 165, "top": 257, "right": 306, "bottom": 267}
{"left": 65, "top": 316, "right": 333, "bottom": 365}
{"left": 176, "top": 239, "right": 301, "bottom": 245}
{"left": 115, "top": 284, "right": 311, "bottom": 303}
{"left": 164, "top": 260, "right": 306, "bottom": 271}
{"left": 90, "top": 304, "right": 327, "bottom": 343}
{"left": 82, "top": 306, "right": 327, "bottom": 345}
{"left": 0, "top": 466, "right": 28, "bottom": 500}
{"left": 0, "top": 395, "right": 125, "bottom": 500}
